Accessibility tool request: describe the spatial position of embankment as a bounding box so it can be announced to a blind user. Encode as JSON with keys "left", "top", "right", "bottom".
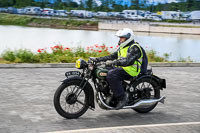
{"left": 99, "top": 21, "right": 200, "bottom": 35}
{"left": 0, "top": 13, "right": 98, "bottom": 30}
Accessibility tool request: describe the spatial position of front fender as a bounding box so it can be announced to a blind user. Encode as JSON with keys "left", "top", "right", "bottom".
{"left": 135, "top": 74, "right": 166, "bottom": 90}
{"left": 62, "top": 76, "right": 95, "bottom": 109}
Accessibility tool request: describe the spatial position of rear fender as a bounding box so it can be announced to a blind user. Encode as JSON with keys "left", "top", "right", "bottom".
{"left": 62, "top": 76, "right": 95, "bottom": 108}
{"left": 134, "top": 74, "right": 166, "bottom": 90}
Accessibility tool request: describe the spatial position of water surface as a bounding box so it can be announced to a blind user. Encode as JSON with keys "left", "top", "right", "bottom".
{"left": 0, "top": 25, "right": 200, "bottom": 62}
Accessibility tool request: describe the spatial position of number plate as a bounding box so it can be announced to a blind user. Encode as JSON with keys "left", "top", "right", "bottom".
{"left": 65, "top": 71, "right": 81, "bottom": 78}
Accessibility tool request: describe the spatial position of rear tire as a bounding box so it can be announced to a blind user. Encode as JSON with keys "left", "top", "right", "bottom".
{"left": 132, "top": 78, "right": 160, "bottom": 113}
{"left": 54, "top": 80, "right": 89, "bottom": 119}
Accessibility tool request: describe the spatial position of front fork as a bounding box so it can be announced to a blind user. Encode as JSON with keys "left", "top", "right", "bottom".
{"left": 73, "top": 78, "right": 89, "bottom": 98}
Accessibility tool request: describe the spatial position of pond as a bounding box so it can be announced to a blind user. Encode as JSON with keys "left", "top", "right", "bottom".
{"left": 0, "top": 25, "right": 200, "bottom": 62}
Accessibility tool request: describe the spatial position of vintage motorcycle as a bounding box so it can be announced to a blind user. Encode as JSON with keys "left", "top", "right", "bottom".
{"left": 54, "top": 58, "right": 166, "bottom": 119}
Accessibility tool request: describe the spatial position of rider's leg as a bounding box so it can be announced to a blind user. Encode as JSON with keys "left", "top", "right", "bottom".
{"left": 106, "top": 67, "right": 132, "bottom": 109}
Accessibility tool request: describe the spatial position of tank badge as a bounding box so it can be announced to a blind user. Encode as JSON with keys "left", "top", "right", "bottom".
{"left": 99, "top": 72, "right": 107, "bottom": 76}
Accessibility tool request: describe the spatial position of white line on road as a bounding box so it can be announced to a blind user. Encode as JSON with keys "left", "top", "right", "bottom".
{"left": 43, "top": 121, "right": 200, "bottom": 133}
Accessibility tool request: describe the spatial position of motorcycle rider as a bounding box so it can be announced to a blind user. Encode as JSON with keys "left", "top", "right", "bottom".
{"left": 90, "top": 28, "right": 144, "bottom": 110}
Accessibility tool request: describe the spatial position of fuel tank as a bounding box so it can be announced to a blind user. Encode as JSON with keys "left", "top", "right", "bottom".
{"left": 95, "top": 68, "right": 108, "bottom": 80}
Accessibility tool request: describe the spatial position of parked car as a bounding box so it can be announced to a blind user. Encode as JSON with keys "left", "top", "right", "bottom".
{"left": 107, "top": 12, "right": 119, "bottom": 17}
{"left": 0, "top": 8, "right": 8, "bottom": 13}
{"left": 24, "top": 7, "right": 41, "bottom": 15}
{"left": 128, "top": 15, "right": 144, "bottom": 20}
{"left": 145, "top": 14, "right": 162, "bottom": 21}
{"left": 116, "top": 12, "right": 126, "bottom": 19}
{"left": 122, "top": 10, "right": 138, "bottom": 16}
{"left": 16, "top": 8, "right": 25, "bottom": 14}
{"left": 70, "top": 10, "right": 93, "bottom": 18}
{"left": 161, "top": 11, "right": 181, "bottom": 20}
{"left": 190, "top": 11, "right": 200, "bottom": 22}
{"left": 56, "top": 10, "right": 68, "bottom": 17}
{"left": 7, "top": 7, "right": 17, "bottom": 14}
{"left": 96, "top": 11, "right": 108, "bottom": 17}
{"left": 42, "top": 8, "right": 55, "bottom": 16}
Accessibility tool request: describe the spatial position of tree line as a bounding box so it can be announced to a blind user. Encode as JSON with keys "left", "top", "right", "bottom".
{"left": 0, "top": 0, "right": 200, "bottom": 12}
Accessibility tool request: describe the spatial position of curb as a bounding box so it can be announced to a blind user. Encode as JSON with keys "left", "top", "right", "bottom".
{"left": 0, "top": 63, "right": 75, "bottom": 68}
{"left": 149, "top": 62, "right": 200, "bottom": 67}
{"left": 0, "top": 63, "right": 200, "bottom": 68}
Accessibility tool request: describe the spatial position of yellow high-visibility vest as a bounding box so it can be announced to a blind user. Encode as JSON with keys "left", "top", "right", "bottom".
{"left": 117, "top": 43, "right": 143, "bottom": 77}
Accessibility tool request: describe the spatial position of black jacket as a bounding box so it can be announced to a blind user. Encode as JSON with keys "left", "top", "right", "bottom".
{"left": 97, "top": 41, "right": 142, "bottom": 67}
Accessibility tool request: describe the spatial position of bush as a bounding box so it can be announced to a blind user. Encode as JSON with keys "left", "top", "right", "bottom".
{"left": 15, "top": 49, "right": 34, "bottom": 63}
{"left": 147, "top": 50, "right": 165, "bottom": 62}
{"left": 2, "top": 50, "right": 16, "bottom": 62}
{"left": 177, "top": 56, "right": 193, "bottom": 62}
{"left": 2, "top": 44, "right": 193, "bottom": 63}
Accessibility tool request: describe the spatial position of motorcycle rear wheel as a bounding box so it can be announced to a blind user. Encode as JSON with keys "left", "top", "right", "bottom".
{"left": 132, "top": 78, "right": 160, "bottom": 113}
{"left": 54, "top": 80, "right": 89, "bottom": 119}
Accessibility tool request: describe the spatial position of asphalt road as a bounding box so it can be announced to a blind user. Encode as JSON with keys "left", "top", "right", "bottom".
{"left": 0, "top": 67, "right": 200, "bottom": 133}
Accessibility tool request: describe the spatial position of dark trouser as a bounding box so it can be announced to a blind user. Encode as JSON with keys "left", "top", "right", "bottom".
{"left": 106, "top": 67, "right": 132, "bottom": 98}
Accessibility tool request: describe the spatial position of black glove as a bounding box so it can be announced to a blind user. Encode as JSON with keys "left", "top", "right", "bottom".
{"left": 105, "top": 60, "right": 115, "bottom": 66}
{"left": 89, "top": 57, "right": 99, "bottom": 62}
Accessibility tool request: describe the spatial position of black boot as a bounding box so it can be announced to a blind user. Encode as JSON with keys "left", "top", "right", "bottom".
{"left": 115, "top": 93, "right": 128, "bottom": 110}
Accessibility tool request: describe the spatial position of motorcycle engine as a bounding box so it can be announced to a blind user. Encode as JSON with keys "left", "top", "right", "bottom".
{"left": 97, "top": 79, "right": 110, "bottom": 95}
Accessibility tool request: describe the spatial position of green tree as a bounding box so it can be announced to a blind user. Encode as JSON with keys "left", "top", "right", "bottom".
{"left": 16, "top": 0, "right": 33, "bottom": 7}
{"left": 86, "top": 0, "right": 93, "bottom": 10}
{"left": 169, "top": 2, "right": 179, "bottom": 11}
{"left": 69, "top": 1, "right": 78, "bottom": 8}
{"left": 0, "top": 0, "right": 14, "bottom": 7}
{"left": 99, "top": 0, "right": 112, "bottom": 11}
{"left": 131, "top": 0, "right": 139, "bottom": 10}
{"left": 54, "top": 0, "right": 62, "bottom": 9}
{"left": 112, "top": 4, "right": 124, "bottom": 12}
{"left": 186, "top": 0, "right": 194, "bottom": 11}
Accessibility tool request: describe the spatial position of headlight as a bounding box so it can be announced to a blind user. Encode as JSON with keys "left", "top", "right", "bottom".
{"left": 75, "top": 59, "right": 87, "bottom": 69}
{"left": 75, "top": 59, "right": 81, "bottom": 69}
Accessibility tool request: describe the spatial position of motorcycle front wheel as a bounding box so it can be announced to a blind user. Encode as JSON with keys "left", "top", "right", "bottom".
{"left": 54, "top": 80, "right": 89, "bottom": 119}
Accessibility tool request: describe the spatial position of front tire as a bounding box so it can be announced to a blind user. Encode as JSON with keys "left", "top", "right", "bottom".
{"left": 54, "top": 80, "right": 89, "bottom": 119}
{"left": 132, "top": 78, "right": 160, "bottom": 113}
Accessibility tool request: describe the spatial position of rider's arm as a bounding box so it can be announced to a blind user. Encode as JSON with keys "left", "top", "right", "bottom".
{"left": 114, "top": 45, "right": 141, "bottom": 67}
{"left": 97, "top": 51, "right": 118, "bottom": 62}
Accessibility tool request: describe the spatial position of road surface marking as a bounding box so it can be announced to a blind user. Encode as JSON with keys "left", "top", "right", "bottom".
{"left": 43, "top": 121, "right": 200, "bottom": 133}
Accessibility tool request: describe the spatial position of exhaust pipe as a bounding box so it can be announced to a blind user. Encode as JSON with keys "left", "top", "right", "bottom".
{"left": 98, "top": 92, "right": 165, "bottom": 110}
{"left": 123, "top": 96, "right": 166, "bottom": 109}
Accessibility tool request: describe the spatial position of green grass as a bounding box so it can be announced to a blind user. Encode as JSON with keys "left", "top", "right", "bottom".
{"left": 0, "top": 13, "right": 98, "bottom": 28}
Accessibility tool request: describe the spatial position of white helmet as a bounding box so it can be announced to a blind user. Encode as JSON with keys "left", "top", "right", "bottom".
{"left": 115, "top": 28, "right": 134, "bottom": 48}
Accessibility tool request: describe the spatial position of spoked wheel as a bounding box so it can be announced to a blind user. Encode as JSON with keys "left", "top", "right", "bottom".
{"left": 132, "top": 78, "right": 160, "bottom": 113}
{"left": 54, "top": 80, "right": 89, "bottom": 119}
